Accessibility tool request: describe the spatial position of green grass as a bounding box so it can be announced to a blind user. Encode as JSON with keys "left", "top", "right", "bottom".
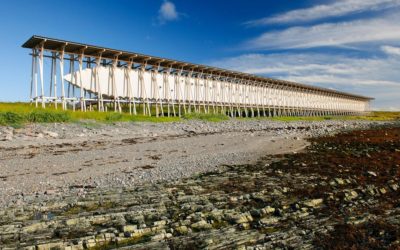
{"left": 0, "top": 102, "right": 180, "bottom": 127}
{"left": 239, "top": 111, "right": 400, "bottom": 122}
{"left": 269, "top": 116, "right": 332, "bottom": 122}
{"left": 340, "top": 111, "right": 400, "bottom": 121}
{"left": 237, "top": 115, "right": 332, "bottom": 122}
{"left": 0, "top": 112, "right": 24, "bottom": 127}
{"left": 0, "top": 102, "right": 398, "bottom": 127}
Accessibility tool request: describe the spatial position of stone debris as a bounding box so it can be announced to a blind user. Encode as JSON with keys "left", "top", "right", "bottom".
{"left": 303, "top": 198, "right": 324, "bottom": 208}
{"left": 0, "top": 119, "right": 390, "bottom": 209}
{"left": 42, "top": 130, "right": 59, "bottom": 138}
{"left": 0, "top": 122, "right": 399, "bottom": 249}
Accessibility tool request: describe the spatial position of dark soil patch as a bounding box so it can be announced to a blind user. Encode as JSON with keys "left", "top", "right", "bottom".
{"left": 141, "top": 165, "right": 155, "bottom": 170}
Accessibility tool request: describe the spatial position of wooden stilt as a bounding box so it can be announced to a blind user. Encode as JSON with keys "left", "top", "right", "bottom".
{"left": 38, "top": 41, "right": 45, "bottom": 108}
{"left": 23, "top": 37, "right": 372, "bottom": 117}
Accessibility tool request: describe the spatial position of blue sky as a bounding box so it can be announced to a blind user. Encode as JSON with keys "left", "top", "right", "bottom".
{"left": 0, "top": 0, "right": 399, "bottom": 110}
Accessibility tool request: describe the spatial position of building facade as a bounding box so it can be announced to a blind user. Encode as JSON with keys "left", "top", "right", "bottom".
{"left": 22, "top": 36, "right": 373, "bottom": 117}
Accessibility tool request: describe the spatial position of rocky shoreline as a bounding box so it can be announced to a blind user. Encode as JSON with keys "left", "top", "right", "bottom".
{"left": 0, "top": 119, "right": 388, "bottom": 208}
{"left": 0, "top": 120, "right": 399, "bottom": 249}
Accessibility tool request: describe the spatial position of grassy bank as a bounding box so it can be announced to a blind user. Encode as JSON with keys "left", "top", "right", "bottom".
{"left": 0, "top": 102, "right": 398, "bottom": 127}
{"left": 0, "top": 102, "right": 229, "bottom": 127}
{"left": 244, "top": 111, "right": 400, "bottom": 122}
{"left": 0, "top": 102, "right": 181, "bottom": 127}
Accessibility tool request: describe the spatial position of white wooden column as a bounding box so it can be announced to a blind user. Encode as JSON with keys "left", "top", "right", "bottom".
{"left": 38, "top": 41, "right": 46, "bottom": 108}
{"left": 237, "top": 79, "right": 242, "bottom": 117}
{"left": 177, "top": 67, "right": 184, "bottom": 116}
{"left": 58, "top": 45, "right": 66, "bottom": 110}
{"left": 31, "top": 48, "right": 38, "bottom": 107}
{"left": 49, "top": 52, "right": 57, "bottom": 108}
{"left": 77, "top": 48, "right": 87, "bottom": 111}
{"left": 204, "top": 74, "right": 210, "bottom": 113}
{"left": 111, "top": 54, "right": 122, "bottom": 113}
{"left": 126, "top": 58, "right": 135, "bottom": 115}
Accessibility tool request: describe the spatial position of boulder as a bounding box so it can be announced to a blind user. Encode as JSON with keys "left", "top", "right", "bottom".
{"left": 303, "top": 198, "right": 324, "bottom": 208}
{"left": 191, "top": 220, "right": 212, "bottom": 231}
{"left": 122, "top": 225, "right": 137, "bottom": 233}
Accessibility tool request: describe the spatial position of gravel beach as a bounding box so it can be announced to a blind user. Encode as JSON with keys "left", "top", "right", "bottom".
{"left": 0, "top": 119, "right": 391, "bottom": 208}
{"left": 0, "top": 120, "right": 399, "bottom": 249}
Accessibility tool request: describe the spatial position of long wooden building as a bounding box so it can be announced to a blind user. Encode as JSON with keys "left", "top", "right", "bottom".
{"left": 22, "top": 35, "right": 373, "bottom": 117}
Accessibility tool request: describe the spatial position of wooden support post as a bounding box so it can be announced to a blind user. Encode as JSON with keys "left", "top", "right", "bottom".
{"left": 158, "top": 64, "right": 164, "bottom": 117}
{"left": 204, "top": 75, "right": 209, "bottom": 114}
{"left": 255, "top": 82, "right": 260, "bottom": 117}
{"left": 185, "top": 70, "right": 190, "bottom": 114}
{"left": 139, "top": 64, "right": 145, "bottom": 115}
{"left": 68, "top": 54, "right": 76, "bottom": 111}
{"left": 78, "top": 49, "right": 86, "bottom": 112}
{"left": 151, "top": 64, "right": 159, "bottom": 117}
{"left": 210, "top": 75, "right": 214, "bottom": 114}
{"left": 59, "top": 45, "right": 66, "bottom": 110}
{"left": 250, "top": 81, "right": 255, "bottom": 117}
{"left": 244, "top": 80, "right": 248, "bottom": 117}
{"left": 30, "top": 48, "right": 34, "bottom": 104}
{"left": 163, "top": 66, "right": 170, "bottom": 117}
{"left": 111, "top": 54, "right": 122, "bottom": 113}
{"left": 169, "top": 66, "right": 176, "bottom": 117}
{"left": 139, "top": 61, "right": 151, "bottom": 116}
{"left": 194, "top": 71, "right": 199, "bottom": 113}
{"left": 191, "top": 71, "right": 195, "bottom": 113}
{"left": 220, "top": 75, "right": 224, "bottom": 115}
{"left": 125, "top": 59, "right": 134, "bottom": 115}
{"left": 198, "top": 70, "right": 205, "bottom": 114}
{"left": 53, "top": 52, "right": 58, "bottom": 109}
{"left": 174, "top": 70, "right": 179, "bottom": 117}
{"left": 262, "top": 83, "right": 266, "bottom": 117}
{"left": 177, "top": 67, "right": 184, "bottom": 116}
{"left": 31, "top": 48, "right": 38, "bottom": 107}
{"left": 38, "top": 41, "right": 46, "bottom": 108}
{"left": 237, "top": 79, "right": 242, "bottom": 117}
{"left": 95, "top": 52, "right": 104, "bottom": 112}
{"left": 229, "top": 78, "right": 234, "bottom": 117}
{"left": 273, "top": 85, "right": 278, "bottom": 117}
{"left": 49, "top": 52, "right": 55, "bottom": 108}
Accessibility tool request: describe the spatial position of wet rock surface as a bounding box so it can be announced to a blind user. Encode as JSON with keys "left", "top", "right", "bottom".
{"left": 0, "top": 123, "right": 399, "bottom": 249}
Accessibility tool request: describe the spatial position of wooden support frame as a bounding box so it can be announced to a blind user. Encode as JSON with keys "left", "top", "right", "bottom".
{"left": 24, "top": 36, "right": 372, "bottom": 117}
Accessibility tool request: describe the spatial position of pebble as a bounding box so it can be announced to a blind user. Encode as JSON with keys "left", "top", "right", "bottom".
{"left": 43, "top": 130, "right": 59, "bottom": 138}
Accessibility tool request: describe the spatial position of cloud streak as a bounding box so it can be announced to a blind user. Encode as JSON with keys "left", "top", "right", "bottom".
{"left": 381, "top": 45, "right": 400, "bottom": 56}
{"left": 244, "top": 16, "right": 400, "bottom": 50}
{"left": 237, "top": 1, "right": 400, "bottom": 109}
{"left": 246, "top": 0, "right": 400, "bottom": 25}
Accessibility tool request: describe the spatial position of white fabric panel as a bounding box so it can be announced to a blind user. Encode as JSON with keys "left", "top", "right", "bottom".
{"left": 64, "top": 65, "right": 367, "bottom": 111}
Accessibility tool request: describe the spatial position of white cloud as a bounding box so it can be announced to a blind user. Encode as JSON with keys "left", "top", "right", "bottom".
{"left": 210, "top": 53, "right": 400, "bottom": 110}
{"left": 246, "top": 0, "right": 400, "bottom": 25}
{"left": 158, "top": 1, "right": 179, "bottom": 24}
{"left": 381, "top": 45, "right": 400, "bottom": 56}
{"left": 245, "top": 16, "right": 400, "bottom": 50}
